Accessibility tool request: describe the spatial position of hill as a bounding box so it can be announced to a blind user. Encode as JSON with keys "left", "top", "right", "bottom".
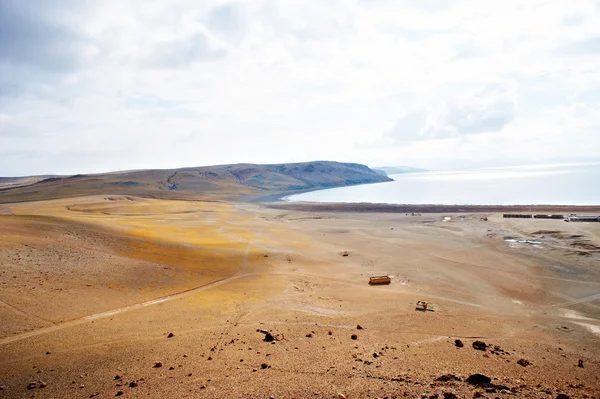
{"left": 0, "top": 161, "right": 391, "bottom": 203}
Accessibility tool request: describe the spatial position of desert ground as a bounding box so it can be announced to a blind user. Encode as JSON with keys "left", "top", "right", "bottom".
{"left": 1, "top": 196, "right": 599, "bottom": 398}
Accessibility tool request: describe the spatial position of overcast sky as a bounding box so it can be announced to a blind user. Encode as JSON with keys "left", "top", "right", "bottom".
{"left": 1, "top": 0, "right": 600, "bottom": 176}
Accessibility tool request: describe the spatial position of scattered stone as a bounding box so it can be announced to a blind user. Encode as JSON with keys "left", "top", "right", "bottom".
{"left": 356, "top": 324, "right": 363, "bottom": 330}
{"left": 45, "top": 352, "right": 51, "bottom": 355}
{"left": 338, "top": 394, "right": 346, "bottom": 399}
{"left": 200, "top": 385, "right": 206, "bottom": 390}
{"left": 351, "top": 334, "right": 358, "bottom": 340}
{"left": 128, "top": 381, "right": 138, "bottom": 388}
{"left": 517, "top": 359, "right": 531, "bottom": 367}
{"left": 115, "top": 391, "right": 123, "bottom": 397}
{"left": 306, "top": 333, "right": 313, "bottom": 338}
{"left": 153, "top": 362, "right": 162, "bottom": 368}
{"left": 207, "top": 357, "right": 212, "bottom": 361}
{"left": 466, "top": 374, "right": 491, "bottom": 386}
{"left": 38, "top": 381, "right": 47, "bottom": 389}
{"left": 114, "top": 375, "right": 121, "bottom": 380}
{"left": 258, "top": 329, "right": 277, "bottom": 342}
{"left": 443, "top": 392, "right": 457, "bottom": 399}
{"left": 555, "top": 394, "right": 570, "bottom": 399}
{"left": 454, "top": 339, "right": 464, "bottom": 347}
{"left": 80, "top": 384, "right": 85, "bottom": 389}
{"left": 183, "top": 354, "right": 188, "bottom": 357}
{"left": 27, "top": 382, "right": 37, "bottom": 390}
{"left": 169, "top": 366, "right": 175, "bottom": 370}
{"left": 435, "top": 374, "right": 461, "bottom": 382}
{"left": 472, "top": 341, "right": 487, "bottom": 351}
{"left": 578, "top": 359, "right": 584, "bottom": 368}
{"left": 473, "top": 392, "right": 483, "bottom": 398}
{"left": 90, "top": 393, "right": 99, "bottom": 398}
{"left": 328, "top": 331, "right": 333, "bottom": 335}
{"left": 0, "top": 386, "right": 5, "bottom": 391}
{"left": 261, "top": 363, "right": 270, "bottom": 369}
{"left": 167, "top": 332, "right": 174, "bottom": 338}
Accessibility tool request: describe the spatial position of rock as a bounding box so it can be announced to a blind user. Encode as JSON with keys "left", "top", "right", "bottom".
{"left": 435, "top": 374, "right": 461, "bottom": 382}
{"left": 114, "top": 375, "right": 121, "bottom": 380}
{"left": 169, "top": 366, "right": 175, "bottom": 370}
{"left": 167, "top": 332, "right": 174, "bottom": 338}
{"left": 80, "top": 384, "right": 85, "bottom": 389}
{"left": 306, "top": 333, "right": 312, "bottom": 338}
{"left": 338, "top": 394, "right": 346, "bottom": 399}
{"left": 115, "top": 391, "right": 123, "bottom": 397}
{"left": 261, "top": 363, "right": 270, "bottom": 369}
{"left": 200, "top": 385, "right": 206, "bottom": 389}
{"left": 578, "top": 359, "right": 584, "bottom": 368}
{"left": 260, "top": 330, "right": 277, "bottom": 342}
{"left": 443, "top": 392, "right": 457, "bottom": 399}
{"left": 328, "top": 331, "right": 333, "bottom": 335}
{"left": 27, "top": 382, "right": 37, "bottom": 390}
{"left": 207, "top": 357, "right": 212, "bottom": 361}
{"left": 555, "top": 395, "right": 570, "bottom": 399}
{"left": 466, "top": 374, "right": 491, "bottom": 386}
{"left": 45, "top": 351, "right": 51, "bottom": 355}
{"left": 454, "top": 339, "right": 464, "bottom": 348}
{"left": 473, "top": 392, "right": 483, "bottom": 398}
{"left": 153, "top": 362, "right": 162, "bottom": 368}
{"left": 517, "top": 359, "right": 530, "bottom": 367}
{"left": 183, "top": 354, "right": 188, "bottom": 357}
{"left": 90, "top": 393, "right": 99, "bottom": 398}
{"left": 129, "top": 381, "right": 138, "bottom": 388}
{"left": 357, "top": 324, "right": 363, "bottom": 330}
{"left": 38, "top": 381, "right": 47, "bottom": 389}
{"left": 351, "top": 334, "right": 358, "bottom": 340}
{"left": 472, "top": 341, "right": 487, "bottom": 351}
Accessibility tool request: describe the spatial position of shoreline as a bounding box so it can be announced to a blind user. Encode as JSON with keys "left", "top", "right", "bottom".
{"left": 266, "top": 201, "right": 600, "bottom": 213}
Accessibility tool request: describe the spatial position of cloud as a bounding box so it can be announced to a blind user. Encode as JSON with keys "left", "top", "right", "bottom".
{"left": 0, "top": 0, "right": 92, "bottom": 72}
{"left": 386, "top": 82, "right": 517, "bottom": 143}
{"left": 146, "top": 31, "right": 227, "bottom": 68}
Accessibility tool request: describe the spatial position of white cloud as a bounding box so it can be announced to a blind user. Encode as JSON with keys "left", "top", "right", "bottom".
{"left": 0, "top": 0, "right": 599, "bottom": 175}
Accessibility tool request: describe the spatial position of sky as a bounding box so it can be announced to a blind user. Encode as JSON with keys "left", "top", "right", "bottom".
{"left": 1, "top": 0, "right": 600, "bottom": 176}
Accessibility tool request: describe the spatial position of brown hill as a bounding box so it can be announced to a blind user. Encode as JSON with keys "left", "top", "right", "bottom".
{"left": 0, "top": 161, "right": 391, "bottom": 203}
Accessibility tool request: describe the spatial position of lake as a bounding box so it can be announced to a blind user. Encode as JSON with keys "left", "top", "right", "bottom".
{"left": 285, "top": 163, "right": 600, "bottom": 205}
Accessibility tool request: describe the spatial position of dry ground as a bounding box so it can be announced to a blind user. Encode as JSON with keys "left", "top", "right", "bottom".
{"left": 0, "top": 196, "right": 599, "bottom": 398}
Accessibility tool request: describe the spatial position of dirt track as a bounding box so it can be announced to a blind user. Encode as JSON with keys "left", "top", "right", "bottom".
{"left": 0, "top": 196, "right": 599, "bottom": 398}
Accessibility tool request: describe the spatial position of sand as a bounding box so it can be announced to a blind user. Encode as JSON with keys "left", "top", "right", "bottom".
{"left": 0, "top": 196, "right": 599, "bottom": 398}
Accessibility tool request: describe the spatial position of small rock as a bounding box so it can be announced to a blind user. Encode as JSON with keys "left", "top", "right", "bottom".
{"left": 261, "top": 363, "right": 270, "bottom": 369}
{"left": 556, "top": 395, "right": 570, "bottom": 399}
{"left": 45, "top": 352, "right": 51, "bottom": 355}
{"left": 183, "top": 354, "right": 188, "bottom": 357}
{"left": 306, "top": 333, "right": 312, "bottom": 338}
{"left": 80, "top": 384, "right": 85, "bottom": 389}
{"left": 114, "top": 375, "right": 121, "bottom": 380}
{"left": 90, "top": 393, "right": 99, "bottom": 398}
{"left": 472, "top": 341, "right": 487, "bottom": 351}
{"left": 129, "top": 381, "right": 138, "bottom": 388}
{"left": 169, "top": 366, "right": 175, "bottom": 370}
{"left": 351, "top": 334, "right": 358, "bottom": 340}
{"left": 338, "top": 394, "right": 346, "bottom": 399}
{"left": 27, "top": 382, "right": 37, "bottom": 390}
{"left": 115, "top": 391, "right": 123, "bottom": 397}
{"left": 328, "top": 331, "right": 333, "bottom": 335}
{"left": 200, "top": 385, "right": 206, "bottom": 389}
{"left": 443, "top": 392, "right": 457, "bottom": 399}
{"left": 167, "top": 332, "right": 174, "bottom": 338}
{"left": 207, "top": 357, "right": 212, "bottom": 361}
{"left": 517, "top": 359, "right": 530, "bottom": 367}
{"left": 454, "top": 339, "right": 464, "bottom": 348}
{"left": 466, "top": 374, "right": 491, "bottom": 386}
{"left": 357, "top": 324, "right": 363, "bottom": 330}
{"left": 38, "top": 381, "right": 47, "bottom": 389}
{"left": 153, "top": 362, "right": 162, "bottom": 368}
{"left": 435, "top": 374, "right": 461, "bottom": 382}
{"left": 578, "top": 359, "right": 584, "bottom": 368}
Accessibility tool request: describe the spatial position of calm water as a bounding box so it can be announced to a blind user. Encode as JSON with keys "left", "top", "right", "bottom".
{"left": 286, "top": 163, "right": 600, "bottom": 205}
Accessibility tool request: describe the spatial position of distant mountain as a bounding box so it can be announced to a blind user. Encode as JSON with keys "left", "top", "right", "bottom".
{"left": 374, "top": 166, "right": 428, "bottom": 175}
{"left": 0, "top": 161, "right": 392, "bottom": 203}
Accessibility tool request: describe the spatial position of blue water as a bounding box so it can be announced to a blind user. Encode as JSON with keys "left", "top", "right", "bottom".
{"left": 286, "top": 163, "right": 600, "bottom": 205}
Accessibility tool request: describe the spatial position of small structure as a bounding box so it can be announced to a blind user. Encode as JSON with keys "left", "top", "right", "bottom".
{"left": 503, "top": 214, "right": 532, "bottom": 219}
{"left": 568, "top": 216, "right": 600, "bottom": 223}
{"left": 533, "top": 214, "right": 564, "bottom": 219}
{"left": 369, "top": 276, "right": 391, "bottom": 285}
{"left": 415, "top": 301, "right": 428, "bottom": 311}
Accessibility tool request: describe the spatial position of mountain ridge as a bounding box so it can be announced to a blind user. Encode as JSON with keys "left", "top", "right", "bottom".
{"left": 0, "top": 161, "right": 391, "bottom": 203}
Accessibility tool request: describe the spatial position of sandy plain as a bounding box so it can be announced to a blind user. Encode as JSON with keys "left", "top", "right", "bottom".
{"left": 0, "top": 196, "right": 599, "bottom": 398}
